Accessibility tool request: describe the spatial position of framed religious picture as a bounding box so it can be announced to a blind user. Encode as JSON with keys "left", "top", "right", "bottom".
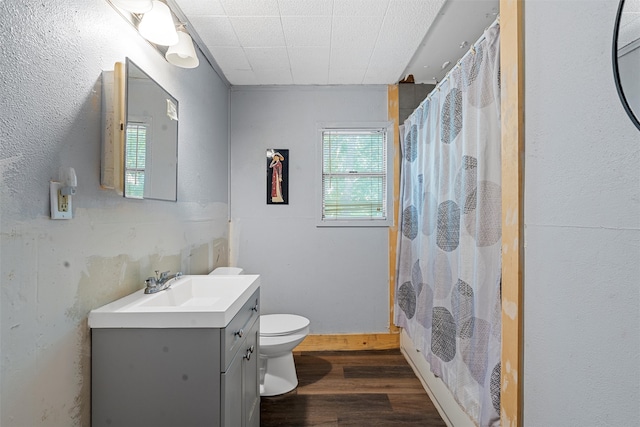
{"left": 266, "top": 149, "right": 289, "bottom": 204}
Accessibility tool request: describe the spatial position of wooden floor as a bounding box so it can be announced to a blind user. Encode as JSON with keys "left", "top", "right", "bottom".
{"left": 260, "top": 350, "right": 447, "bottom": 427}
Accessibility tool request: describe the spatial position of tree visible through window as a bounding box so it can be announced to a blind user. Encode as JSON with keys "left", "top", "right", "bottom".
{"left": 320, "top": 127, "right": 389, "bottom": 223}
{"left": 125, "top": 122, "right": 148, "bottom": 199}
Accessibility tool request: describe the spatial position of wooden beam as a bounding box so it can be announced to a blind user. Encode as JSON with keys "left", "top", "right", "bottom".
{"left": 500, "top": 1, "right": 524, "bottom": 426}
{"left": 388, "top": 84, "right": 401, "bottom": 335}
{"left": 295, "top": 333, "right": 400, "bottom": 352}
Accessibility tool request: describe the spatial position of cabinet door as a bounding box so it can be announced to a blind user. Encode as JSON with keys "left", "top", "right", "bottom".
{"left": 243, "top": 320, "right": 260, "bottom": 427}
{"left": 221, "top": 351, "right": 242, "bottom": 427}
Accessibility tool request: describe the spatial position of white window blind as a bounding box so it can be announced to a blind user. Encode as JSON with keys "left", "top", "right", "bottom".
{"left": 321, "top": 128, "right": 388, "bottom": 221}
{"left": 124, "top": 122, "right": 147, "bottom": 199}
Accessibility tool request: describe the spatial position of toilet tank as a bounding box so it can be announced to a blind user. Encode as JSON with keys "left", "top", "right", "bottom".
{"left": 209, "top": 267, "right": 244, "bottom": 275}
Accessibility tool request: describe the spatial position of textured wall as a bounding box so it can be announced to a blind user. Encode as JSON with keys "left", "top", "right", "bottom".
{"left": 229, "top": 86, "right": 390, "bottom": 334}
{"left": 523, "top": 1, "right": 640, "bottom": 425}
{"left": 0, "top": 1, "right": 230, "bottom": 426}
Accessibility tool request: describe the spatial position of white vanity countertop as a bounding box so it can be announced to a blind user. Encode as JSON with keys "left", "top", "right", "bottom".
{"left": 88, "top": 274, "right": 260, "bottom": 329}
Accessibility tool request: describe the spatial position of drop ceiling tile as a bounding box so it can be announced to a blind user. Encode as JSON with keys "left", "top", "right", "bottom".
{"left": 331, "top": 16, "right": 383, "bottom": 50}
{"left": 231, "top": 17, "right": 286, "bottom": 47}
{"left": 288, "top": 47, "right": 330, "bottom": 69}
{"left": 291, "top": 67, "right": 329, "bottom": 85}
{"left": 173, "top": 0, "right": 497, "bottom": 85}
{"left": 244, "top": 47, "right": 290, "bottom": 70}
{"left": 277, "top": 0, "right": 334, "bottom": 16}
{"left": 189, "top": 16, "right": 240, "bottom": 47}
{"left": 208, "top": 46, "right": 252, "bottom": 70}
{"left": 333, "top": 0, "right": 389, "bottom": 16}
{"left": 254, "top": 68, "right": 294, "bottom": 85}
{"left": 367, "top": 48, "right": 414, "bottom": 82}
{"left": 281, "top": 17, "right": 331, "bottom": 47}
{"left": 375, "top": 7, "right": 440, "bottom": 51}
{"left": 367, "top": 45, "right": 411, "bottom": 71}
{"left": 328, "top": 67, "right": 366, "bottom": 84}
{"left": 386, "top": 0, "right": 444, "bottom": 18}
{"left": 219, "top": 0, "right": 280, "bottom": 16}
{"left": 175, "top": 0, "right": 225, "bottom": 16}
{"left": 330, "top": 47, "right": 373, "bottom": 68}
{"left": 226, "top": 69, "right": 260, "bottom": 85}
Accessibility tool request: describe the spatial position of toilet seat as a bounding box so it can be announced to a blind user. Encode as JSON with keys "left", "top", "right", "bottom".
{"left": 260, "top": 314, "right": 310, "bottom": 337}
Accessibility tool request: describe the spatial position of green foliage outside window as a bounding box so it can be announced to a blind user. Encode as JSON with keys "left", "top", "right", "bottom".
{"left": 322, "top": 129, "right": 387, "bottom": 221}
{"left": 125, "top": 123, "right": 147, "bottom": 199}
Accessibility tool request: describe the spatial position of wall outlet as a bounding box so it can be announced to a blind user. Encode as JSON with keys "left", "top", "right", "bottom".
{"left": 50, "top": 181, "right": 72, "bottom": 219}
{"left": 58, "top": 192, "right": 69, "bottom": 212}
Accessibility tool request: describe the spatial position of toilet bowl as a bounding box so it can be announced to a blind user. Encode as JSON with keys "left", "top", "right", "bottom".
{"left": 259, "top": 313, "right": 310, "bottom": 396}
{"left": 209, "top": 267, "right": 310, "bottom": 396}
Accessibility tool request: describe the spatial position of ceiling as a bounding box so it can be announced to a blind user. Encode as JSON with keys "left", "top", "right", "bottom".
{"left": 170, "top": 0, "right": 499, "bottom": 86}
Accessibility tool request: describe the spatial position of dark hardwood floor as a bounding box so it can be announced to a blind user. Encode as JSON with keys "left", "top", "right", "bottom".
{"left": 260, "top": 350, "right": 447, "bottom": 427}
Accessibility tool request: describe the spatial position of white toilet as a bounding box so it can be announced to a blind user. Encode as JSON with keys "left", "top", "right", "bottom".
{"left": 209, "top": 267, "right": 310, "bottom": 396}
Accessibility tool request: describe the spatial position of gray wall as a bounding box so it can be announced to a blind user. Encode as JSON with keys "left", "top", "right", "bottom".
{"left": 229, "top": 86, "right": 390, "bottom": 334}
{"left": 0, "top": 1, "right": 230, "bottom": 426}
{"left": 523, "top": 1, "right": 640, "bottom": 425}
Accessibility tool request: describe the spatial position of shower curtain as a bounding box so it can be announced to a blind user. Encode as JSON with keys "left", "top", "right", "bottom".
{"left": 395, "top": 23, "right": 501, "bottom": 427}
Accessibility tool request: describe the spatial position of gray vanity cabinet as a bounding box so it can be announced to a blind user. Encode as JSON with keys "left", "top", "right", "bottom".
{"left": 91, "top": 288, "right": 260, "bottom": 427}
{"left": 222, "top": 315, "right": 259, "bottom": 427}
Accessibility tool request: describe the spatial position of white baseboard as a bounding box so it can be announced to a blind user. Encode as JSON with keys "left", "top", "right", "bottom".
{"left": 400, "top": 329, "right": 475, "bottom": 427}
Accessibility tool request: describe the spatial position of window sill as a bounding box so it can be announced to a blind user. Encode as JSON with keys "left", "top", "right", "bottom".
{"left": 316, "top": 218, "right": 392, "bottom": 228}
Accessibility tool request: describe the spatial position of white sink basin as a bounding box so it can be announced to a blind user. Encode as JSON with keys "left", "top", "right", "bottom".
{"left": 88, "top": 274, "right": 260, "bottom": 328}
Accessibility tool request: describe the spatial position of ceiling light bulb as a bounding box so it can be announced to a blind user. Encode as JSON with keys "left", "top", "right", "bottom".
{"left": 138, "top": 1, "right": 178, "bottom": 46}
{"left": 165, "top": 30, "right": 199, "bottom": 68}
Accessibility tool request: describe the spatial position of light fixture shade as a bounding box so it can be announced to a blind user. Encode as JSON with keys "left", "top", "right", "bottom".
{"left": 110, "top": 0, "right": 153, "bottom": 13}
{"left": 165, "top": 31, "right": 200, "bottom": 68}
{"left": 138, "top": 1, "right": 178, "bottom": 46}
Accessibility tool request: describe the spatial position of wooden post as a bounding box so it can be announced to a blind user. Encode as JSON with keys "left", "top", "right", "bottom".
{"left": 388, "top": 84, "right": 400, "bottom": 335}
{"left": 500, "top": 0, "right": 524, "bottom": 426}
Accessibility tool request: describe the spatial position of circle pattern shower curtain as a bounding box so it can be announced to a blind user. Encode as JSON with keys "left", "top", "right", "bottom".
{"left": 395, "top": 23, "right": 502, "bottom": 427}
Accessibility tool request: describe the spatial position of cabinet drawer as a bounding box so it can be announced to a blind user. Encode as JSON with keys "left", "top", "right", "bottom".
{"left": 221, "top": 288, "right": 259, "bottom": 370}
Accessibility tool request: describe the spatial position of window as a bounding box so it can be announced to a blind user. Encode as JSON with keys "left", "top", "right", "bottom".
{"left": 318, "top": 123, "right": 393, "bottom": 226}
{"left": 124, "top": 122, "right": 148, "bottom": 199}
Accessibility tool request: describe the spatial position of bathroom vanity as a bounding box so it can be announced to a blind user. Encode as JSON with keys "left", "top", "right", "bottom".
{"left": 89, "top": 275, "right": 260, "bottom": 427}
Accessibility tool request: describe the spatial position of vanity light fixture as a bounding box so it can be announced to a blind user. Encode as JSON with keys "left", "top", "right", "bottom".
{"left": 138, "top": 0, "right": 178, "bottom": 46}
{"left": 107, "top": 0, "right": 200, "bottom": 68}
{"left": 110, "top": 0, "right": 152, "bottom": 13}
{"left": 165, "top": 29, "right": 199, "bottom": 68}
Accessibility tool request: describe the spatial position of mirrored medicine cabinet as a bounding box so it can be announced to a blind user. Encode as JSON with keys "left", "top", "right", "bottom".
{"left": 613, "top": 0, "right": 640, "bottom": 131}
{"left": 101, "top": 58, "right": 179, "bottom": 201}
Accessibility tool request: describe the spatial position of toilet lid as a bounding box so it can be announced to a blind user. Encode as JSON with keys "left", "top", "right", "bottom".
{"left": 260, "top": 314, "right": 310, "bottom": 337}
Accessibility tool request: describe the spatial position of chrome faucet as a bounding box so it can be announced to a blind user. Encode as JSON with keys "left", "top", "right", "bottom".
{"left": 144, "top": 270, "right": 183, "bottom": 294}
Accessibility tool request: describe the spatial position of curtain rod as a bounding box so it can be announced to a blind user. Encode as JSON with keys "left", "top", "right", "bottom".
{"left": 421, "top": 15, "right": 500, "bottom": 105}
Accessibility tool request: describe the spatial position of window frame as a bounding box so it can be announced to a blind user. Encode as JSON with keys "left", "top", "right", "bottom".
{"left": 316, "top": 121, "right": 394, "bottom": 228}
